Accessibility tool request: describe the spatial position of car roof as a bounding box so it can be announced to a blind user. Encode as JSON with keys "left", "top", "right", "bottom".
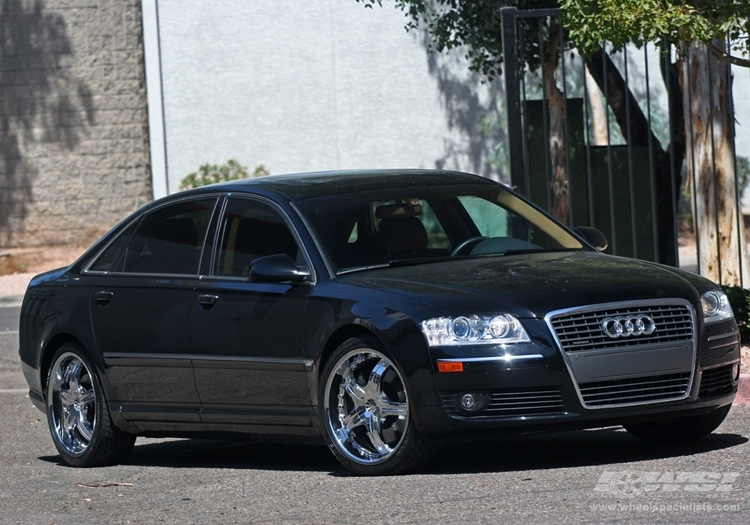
{"left": 187, "top": 169, "right": 499, "bottom": 201}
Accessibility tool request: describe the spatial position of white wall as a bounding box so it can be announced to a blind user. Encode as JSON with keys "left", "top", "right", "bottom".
{"left": 144, "top": 0, "right": 504, "bottom": 197}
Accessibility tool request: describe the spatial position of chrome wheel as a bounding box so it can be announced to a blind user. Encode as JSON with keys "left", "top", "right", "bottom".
{"left": 323, "top": 348, "right": 409, "bottom": 465}
{"left": 48, "top": 352, "right": 97, "bottom": 456}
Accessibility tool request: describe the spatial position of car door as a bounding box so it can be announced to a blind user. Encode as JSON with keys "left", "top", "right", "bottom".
{"left": 87, "top": 197, "right": 218, "bottom": 423}
{"left": 190, "top": 196, "right": 314, "bottom": 427}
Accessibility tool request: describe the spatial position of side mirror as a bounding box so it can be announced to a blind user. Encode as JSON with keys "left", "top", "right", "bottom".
{"left": 573, "top": 227, "right": 608, "bottom": 252}
{"left": 249, "top": 254, "right": 311, "bottom": 283}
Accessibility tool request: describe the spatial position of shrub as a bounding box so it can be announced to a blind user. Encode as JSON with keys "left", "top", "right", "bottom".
{"left": 0, "top": 254, "right": 29, "bottom": 275}
{"left": 180, "top": 159, "right": 270, "bottom": 190}
{"left": 721, "top": 285, "right": 750, "bottom": 345}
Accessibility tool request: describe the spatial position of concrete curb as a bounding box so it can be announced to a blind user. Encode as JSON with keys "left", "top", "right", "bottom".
{"left": 0, "top": 296, "right": 23, "bottom": 308}
{"left": 735, "top": 374, "right": 750, "bottom": 404}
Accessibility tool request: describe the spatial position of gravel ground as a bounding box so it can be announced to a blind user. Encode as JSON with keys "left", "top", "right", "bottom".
{"left": 0, "top": 272, "right": 35, "bottom": 297}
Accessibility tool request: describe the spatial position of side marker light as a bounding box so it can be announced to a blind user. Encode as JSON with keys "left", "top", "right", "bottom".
{"left": 438, "top": 362, "right": 464, "bottom": 373}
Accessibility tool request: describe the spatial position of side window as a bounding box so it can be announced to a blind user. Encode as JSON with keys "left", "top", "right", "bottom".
{"left": 213, "top": 198, "right": 299, "bottom": 277}
{"left": 122, "top": 198, "right": 216, "bottom": 275}
{"left": 89, "top": 221, "right": 139, "bottom": 272}
{"left": 458, "top": 196, "right": 511, "bottom": 238}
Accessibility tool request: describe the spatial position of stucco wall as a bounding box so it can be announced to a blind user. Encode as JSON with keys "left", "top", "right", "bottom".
{"left": 150, "top": 0, "right": 506, "bottom": 196}
{"left": 0, "top": 0, "right": 152, "bottom": 247}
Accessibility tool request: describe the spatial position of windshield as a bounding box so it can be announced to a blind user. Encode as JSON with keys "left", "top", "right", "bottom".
{"left": 295, "top": 182, "right": 586, "bottom": 273}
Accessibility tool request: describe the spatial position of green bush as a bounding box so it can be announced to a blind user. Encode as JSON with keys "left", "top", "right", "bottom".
{"left": 180, "top": 159, "right": 270, "bottom": 190}
{"left": 721, "top": 285, "right": 750, "bottom": 345}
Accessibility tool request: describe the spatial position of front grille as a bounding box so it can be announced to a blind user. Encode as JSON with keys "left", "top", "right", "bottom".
{"left": 441, "top": 388, "right": 565, "bottom": 418}
{"left": 549, "top": 304, "right": 693, "bottom": 352}
{"left": 699, "top": 365, "right": 736, "bottom": 397}
{"left": 578, "top": 372, "right": 691, "bottom": 407}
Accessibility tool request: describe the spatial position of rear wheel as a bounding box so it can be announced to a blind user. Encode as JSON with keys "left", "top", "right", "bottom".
{"left": 320, "top": 337, "right": 433, "bottom": 475}
{"left": 46, "top": 344, "right": 135, "bottom": 467}
{"left": 624, "top": 404, "right": 732, "bottom": 444}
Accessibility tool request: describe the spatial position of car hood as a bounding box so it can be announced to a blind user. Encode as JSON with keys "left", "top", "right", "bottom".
{"left": 340, "top": 251, "right": 704, "bottom": 319}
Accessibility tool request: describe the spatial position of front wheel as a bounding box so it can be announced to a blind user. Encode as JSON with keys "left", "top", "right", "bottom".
{"left": 46, "top": 344, "right": 135, "bottom": 467}
{"left": 624, "top": 404, "right": 732, "bottom": 444}
{"left": 320, "top": 337, "right": 433, "bottom": 475}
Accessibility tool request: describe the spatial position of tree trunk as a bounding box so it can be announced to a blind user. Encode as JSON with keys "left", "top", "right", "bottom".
{"left": 543, "top": 33, "right": 569, "bottom": 224}
{"left": 682, "top": 40, "right": 749, "bottom": 286}
{"left": 585, "top": 68, "right": 608, "bottom": 145}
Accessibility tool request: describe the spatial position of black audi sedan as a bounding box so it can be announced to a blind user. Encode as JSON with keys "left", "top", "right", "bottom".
{"left": 19, "top": 169, "right": 740, "bottom": 475}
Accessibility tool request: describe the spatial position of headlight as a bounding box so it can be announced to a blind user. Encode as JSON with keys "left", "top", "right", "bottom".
{"left": 421, "top": 314, "right": 530, "bottom": 346}
{"left": 701, "top": 290, "right": 734, "bottom": 324}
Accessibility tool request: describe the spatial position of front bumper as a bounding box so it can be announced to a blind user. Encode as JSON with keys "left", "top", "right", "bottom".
{"left": 413, "top": 315, "right": 740, "bottom": 441}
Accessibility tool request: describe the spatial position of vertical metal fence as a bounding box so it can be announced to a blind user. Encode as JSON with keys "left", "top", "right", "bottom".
{"left": 499, "top": 7, "right": 747, "bottom": 286}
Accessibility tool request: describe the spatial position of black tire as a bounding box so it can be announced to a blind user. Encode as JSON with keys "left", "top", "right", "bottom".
{"left": 319, "top": 336, "right": 434, "bottom": 475}
{"left": 624, "top": 404, "right": 732, "bottom": 444}
{"left": 46, "top": 343, "right": 136, "bottom": 467}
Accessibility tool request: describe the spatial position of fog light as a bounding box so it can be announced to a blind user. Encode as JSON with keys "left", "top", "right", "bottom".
{"left": 456, "top": 392, "right": 488, "bottom": 413}
{"left": 731, "top": 363, "right": 740, "bottom": 385}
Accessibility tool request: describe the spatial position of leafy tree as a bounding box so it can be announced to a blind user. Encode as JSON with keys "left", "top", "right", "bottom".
{"left": 561, "top": 0, "right": 750, "bottom": 66}
{"left": 180, "top": 159, "right": 270, "bottom": 190}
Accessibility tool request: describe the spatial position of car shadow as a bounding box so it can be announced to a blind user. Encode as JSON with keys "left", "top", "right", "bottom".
{"left": 420, "top": 427, "right": 748, "bottom": 476}
{"left": 38, "top": 427, "right": 748, "bottom": 476}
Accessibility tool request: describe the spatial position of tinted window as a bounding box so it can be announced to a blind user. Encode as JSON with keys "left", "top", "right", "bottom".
{"left": 121, "top": 198, "right": 217, "bottom": 275}
{"left": 213, "top": 198, "right": 299, "bottom": 277}
{"left": 89, "top": 221, "right": 139, "bottom": 272}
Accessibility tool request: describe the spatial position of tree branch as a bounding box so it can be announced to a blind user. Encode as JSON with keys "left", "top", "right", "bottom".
{"left": 707, "top": 42, "right": 750, "bottom": 68}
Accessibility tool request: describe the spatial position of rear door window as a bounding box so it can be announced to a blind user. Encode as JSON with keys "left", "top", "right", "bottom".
{"left": 113, "top": 198, "right": 217, "bottom": 275}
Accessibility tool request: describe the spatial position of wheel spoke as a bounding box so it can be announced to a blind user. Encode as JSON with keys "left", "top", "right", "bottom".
{"left": 63, "top": 406, "right": 78, "bottom": 435}
{"left": 364, "top": 412, "right": 390, "bottom": 455}
{"left": 364, "top": 359, "right": 388, "bottom": 396}
{"left": 59, "top": 389, "right": 77, "bottom": 407}
{"left": 375, "top": 397, "right": 408, "bottom": 418}
{"left": 343, "top": 406, "right": 368, "bottom": 433}
{"left": 77, "top": 413, "right": 94, "bottom": 441}
{"left": 78, "top": 390, "right": 96, "bottom": 407}
{"left": 342, "top": 374, "right": 367, "bottom": 406}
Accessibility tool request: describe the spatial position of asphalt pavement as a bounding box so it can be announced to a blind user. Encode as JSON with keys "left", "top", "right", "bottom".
{"left": 0, "top": 305, "right": 19, "bottom": 333}
{"left": 1, "top": 303, "right": 750, "bottom": 523}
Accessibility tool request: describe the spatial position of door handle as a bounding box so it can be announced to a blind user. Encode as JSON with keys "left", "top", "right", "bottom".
{"left": 95, "top": 291, "right": 113, "bottom": 307}
{"left": 197, "top": 294, "right": 219, "bottom": 309}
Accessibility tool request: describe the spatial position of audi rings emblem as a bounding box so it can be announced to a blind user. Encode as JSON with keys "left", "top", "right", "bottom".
{"left": 601, "top": 315, "right": 656, "bottom": 338}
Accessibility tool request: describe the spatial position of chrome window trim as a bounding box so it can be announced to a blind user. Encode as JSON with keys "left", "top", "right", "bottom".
{"left": 545, "top": 298, "right": 697, "bottom": 410}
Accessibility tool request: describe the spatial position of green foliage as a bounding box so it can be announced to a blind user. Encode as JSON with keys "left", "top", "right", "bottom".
{"left": 721, "top": 285, "right": 750, "bottom": 344}
{"left": 560, "top": 0, "right": 750, "bottom": 59}
{"left": 180, "top": 160, "right": 270, "bottom": 190}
